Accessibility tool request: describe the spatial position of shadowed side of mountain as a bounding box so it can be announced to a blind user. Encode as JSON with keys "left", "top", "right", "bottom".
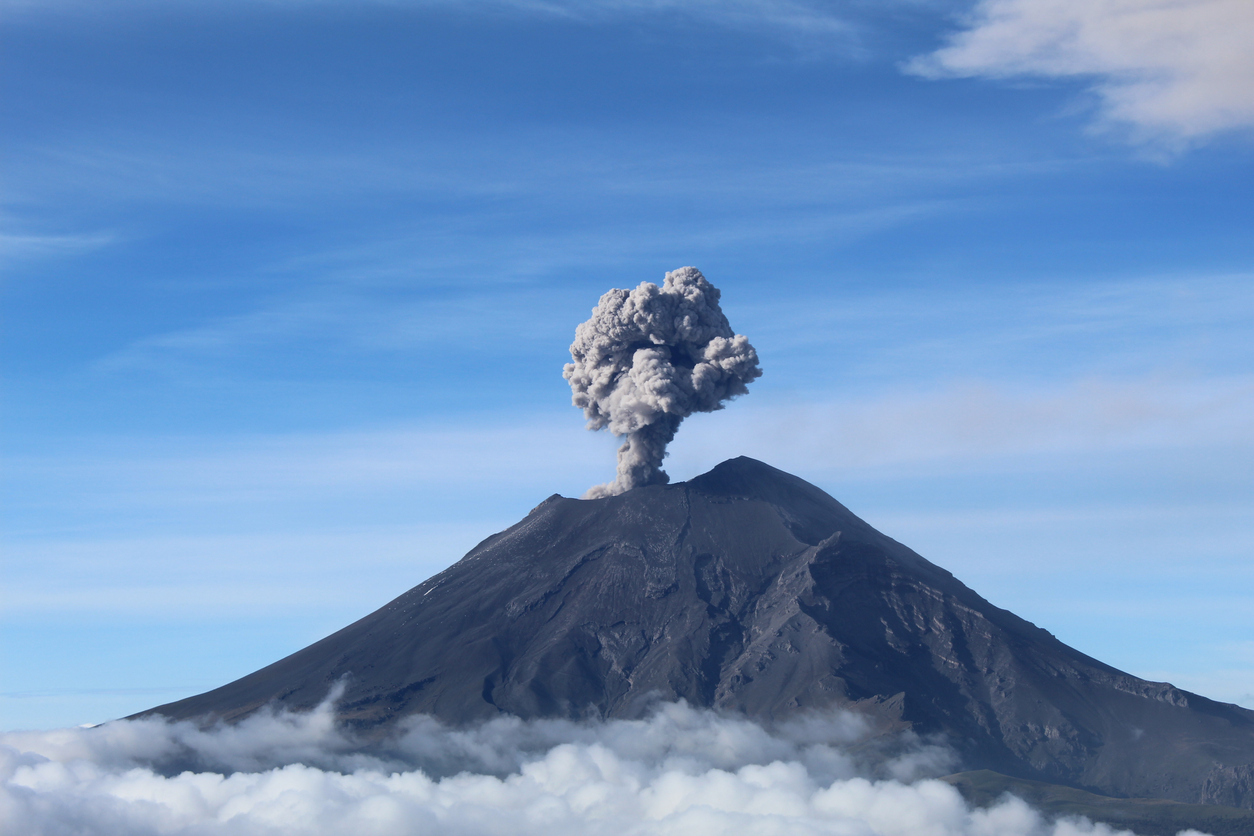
{"left": 140, "top": 457, "right": 1254, "bottom": 809}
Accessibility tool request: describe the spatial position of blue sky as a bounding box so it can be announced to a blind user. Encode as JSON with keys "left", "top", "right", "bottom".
{"left": 2, "top": 0, "right": 1252, "bottom": 730}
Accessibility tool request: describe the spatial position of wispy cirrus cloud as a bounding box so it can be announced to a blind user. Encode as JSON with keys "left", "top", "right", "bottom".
{"left": 92, "top": 291, "right": 565, "bottom": 371}
{"left": 0, "top": 230, "right": 116, "bottom": 264}
{"left": 7, "top": 0, "right": 1249, "bottom": 154}
{"left": 909, "top": 0, "right": 1254, "bottom": 149}
{"left": 671, "top": 374, "right": 1254, "bottom": 477}
{"left": 0, "top": 0, "right": 859, "bottom": 40}
{"left": 493, "top": 0, "right": 857, "bottom": 34}
{"left": 7, "top": 374, "right": 1250, "bottom": 525}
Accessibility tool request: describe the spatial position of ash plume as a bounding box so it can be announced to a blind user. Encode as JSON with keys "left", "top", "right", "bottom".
{"left": 564, "top": 267, "right": 762, "bottom": 498}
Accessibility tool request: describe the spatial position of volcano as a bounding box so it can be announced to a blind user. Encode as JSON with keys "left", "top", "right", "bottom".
{"left": 144, "top": 457, "right": 1254, "bottom": 808}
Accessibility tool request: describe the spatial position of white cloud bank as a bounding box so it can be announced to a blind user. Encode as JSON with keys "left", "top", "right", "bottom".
{"left": 1, "top": 697, "right": 1186, "bottom": 836}
{"left": 911, "top": 0, "right": 1254, "bottom": 147}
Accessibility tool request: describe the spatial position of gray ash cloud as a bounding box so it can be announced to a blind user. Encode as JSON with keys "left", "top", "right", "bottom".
{"left": 564, "top": 267, "right": 762, "bottom": 498}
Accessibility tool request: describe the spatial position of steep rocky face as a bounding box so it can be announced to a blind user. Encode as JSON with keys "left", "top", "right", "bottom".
{"left": 143, "top": 457, "right": 1254, "bottom": 807}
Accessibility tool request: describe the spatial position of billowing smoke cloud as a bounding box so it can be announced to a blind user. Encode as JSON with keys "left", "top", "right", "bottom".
{"left": 1, "top": 697, "right": 1196, "bottom": 836}
{"left": 564, "top": 267, "right": 762, "bottom": 498}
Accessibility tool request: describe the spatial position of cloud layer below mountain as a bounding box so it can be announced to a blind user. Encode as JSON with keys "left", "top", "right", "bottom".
{"left": 2, "top": 696, "right": 1190, "bottom": 836}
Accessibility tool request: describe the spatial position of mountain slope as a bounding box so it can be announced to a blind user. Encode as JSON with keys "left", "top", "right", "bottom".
{"left": 143, "top": 457, "right": 1254, "bottom": 807}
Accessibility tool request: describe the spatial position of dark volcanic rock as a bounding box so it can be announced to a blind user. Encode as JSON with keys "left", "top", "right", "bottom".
{"left": 143, "top": 457, "right": 1254, "bottom": 807}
